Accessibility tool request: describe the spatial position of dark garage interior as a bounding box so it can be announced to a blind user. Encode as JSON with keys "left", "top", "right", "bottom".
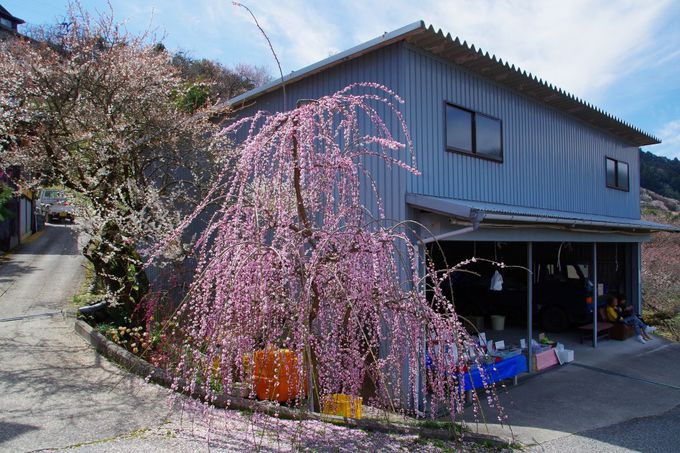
{"left": 427, "top": 241, "right": 631, "bottom": 335}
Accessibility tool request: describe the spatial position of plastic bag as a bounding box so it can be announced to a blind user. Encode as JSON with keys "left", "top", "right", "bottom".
{"left": 490, "top": 270, "right": 503, "bottom": 291}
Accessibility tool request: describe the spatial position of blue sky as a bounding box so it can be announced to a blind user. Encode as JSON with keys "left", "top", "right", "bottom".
{"left": 5, "top": 0, "right": 680, "bottom": 158}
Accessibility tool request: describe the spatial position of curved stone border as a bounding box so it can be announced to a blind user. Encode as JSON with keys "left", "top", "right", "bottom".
{"left": 74, "top": 318, "right": 511, "bottom": 447}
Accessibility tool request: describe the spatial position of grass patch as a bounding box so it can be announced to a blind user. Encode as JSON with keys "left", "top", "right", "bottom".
{"left": 415, "top": 434, "right": 515, "bottom": 452}
{"left": 418, "top": 419, "right": 460, "bottom": 432}
{"left": 643, "top": 309, "right": 680, "bottom": 342}
{"left": 656, "top": 314, "right": 680, "bottom": 342}
{"left": 72, "top": 292, "right": 105, "bottom": 309}
{"left": 71, "top": 260, "right": 101, "bottom": 309}
{"left": 96, "top": 322, "right": 119, "bottom": 337}
{"left": 415, "top": 437, "right": 455, "bottom": 451}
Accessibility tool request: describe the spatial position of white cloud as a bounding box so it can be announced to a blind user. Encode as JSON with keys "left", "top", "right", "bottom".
{"left": 346, "top": 0, "right": 673, "bottom": 101}
{"left": 106, "top": 0, "right": 676, "bottom": 111}
{"left": 649, "top": 120, "right": 680, "bottom": 159}
{"left": 19, "top": 0, "right": 673, "bottom": 158}
{"left": 173, "top": 0, "right": 343, "bottom": 76}
{"left": 249, "top": 1, "right": 341, "bottom": 69}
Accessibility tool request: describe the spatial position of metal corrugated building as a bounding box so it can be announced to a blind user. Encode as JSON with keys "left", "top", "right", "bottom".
{"left": 228, "top": 21, "right": 677, "bottom": 362}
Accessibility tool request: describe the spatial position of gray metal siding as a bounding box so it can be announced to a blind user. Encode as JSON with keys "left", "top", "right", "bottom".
{"left": 403, "top": 44, "right": 640, "bottom": 220}
{"left": 231, "top": 43, "right": 410, "bottom": 228}
{"left": 230, "top": 44, "right": 413, "bottom": 392}
{"left": 230, "top": 41, "right": 642, "bottom": 225}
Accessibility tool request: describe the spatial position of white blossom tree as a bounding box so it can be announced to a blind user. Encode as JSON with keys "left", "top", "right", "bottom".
{"left": 0, "top": 4, "right": 232, "bottom": 315}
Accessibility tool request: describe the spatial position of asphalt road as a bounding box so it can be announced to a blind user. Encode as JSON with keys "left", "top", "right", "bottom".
{"left": 530, "top": 403, "right": 680, "bottom": 453}
{"left": 0, "top": 225, "right": 173, "bottom": 452}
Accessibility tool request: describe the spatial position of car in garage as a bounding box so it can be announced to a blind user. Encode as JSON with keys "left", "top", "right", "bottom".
{"left": 442, "top": 259, "right": 601, "bottom": 332}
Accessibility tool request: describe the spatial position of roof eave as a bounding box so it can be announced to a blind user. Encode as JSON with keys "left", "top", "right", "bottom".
{"left": 481, "top": 213, "right": 679, "bottom": 233}
{"left": 227, "top": 20, "right": 425, "bottom": 108}
{"left": 404, "top": 24, "right": 660, "bottom": 147}
{"left": 406, "top": 193, "right": 680, "bottom": 233}
{"left": 0, "top": 7, "right": 24, "bottom": 25}
{"left": 227, "top": 20, "right": 659, "bottom": 147}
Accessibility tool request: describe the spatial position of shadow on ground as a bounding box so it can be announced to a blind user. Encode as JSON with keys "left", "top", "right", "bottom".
{"left": 0, "top": 257, "right": 38, "bottom": 285}
{"left": 0, "top": 421, "right": 40, "bottom": 445}
{"left": 10, "top": 224, "right": 82, "bottom": 256}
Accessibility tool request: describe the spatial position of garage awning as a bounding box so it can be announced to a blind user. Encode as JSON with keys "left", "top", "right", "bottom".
{"left": 406, "top": 193, "right": 680, "bottom": 233}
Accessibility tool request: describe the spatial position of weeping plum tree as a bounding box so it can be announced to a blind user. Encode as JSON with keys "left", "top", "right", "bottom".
{"left": 151, "top": 83, "right": 505, "bottom": 424}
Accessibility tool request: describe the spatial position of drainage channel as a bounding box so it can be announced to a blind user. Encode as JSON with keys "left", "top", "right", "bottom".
{"left": 0, "top": 311, "right": 63, "bottom": 323}
{"left": 571, "top": 362, "right": 680, "bottom": 391}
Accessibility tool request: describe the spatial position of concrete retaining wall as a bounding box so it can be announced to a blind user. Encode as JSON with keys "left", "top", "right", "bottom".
{"left": 73, "top": 319, "right": 508, "bottom": 446}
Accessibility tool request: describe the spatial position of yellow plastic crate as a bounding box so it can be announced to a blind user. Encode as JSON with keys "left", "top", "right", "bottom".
{"left": 322, "top": 394, "right": 362, "bottom": 419}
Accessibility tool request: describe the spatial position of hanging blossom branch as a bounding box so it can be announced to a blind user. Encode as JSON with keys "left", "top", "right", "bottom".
{"left": 147, "top": 83, "right": 506, "bottom": 431}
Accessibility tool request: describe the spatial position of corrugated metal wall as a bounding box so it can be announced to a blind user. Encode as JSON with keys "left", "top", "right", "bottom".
{"left": 403, "top": 44, "right": 640, "bottom": 220}
{"left": 232, "top": 43, "right": 410, "bottom": 228}
{"left": 232, "top": 41, "right": 642, "bottom": 225}
{"left": 19, "top": 197, "right": 31, "bottom": 238}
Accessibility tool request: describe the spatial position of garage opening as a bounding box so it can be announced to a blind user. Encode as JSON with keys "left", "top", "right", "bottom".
{"left": 427, "top": 240, "right": 634, "bottom": 352}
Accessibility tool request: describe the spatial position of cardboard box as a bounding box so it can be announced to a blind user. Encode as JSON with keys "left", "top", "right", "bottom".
{"left": 322, "top": 394, "right": 362, "bottom": 419}
{"left": 533, "top": 348, "right": 559, "bottom": 371}
{"left": 556, "top": 349, "right": 574, "bottom": 364}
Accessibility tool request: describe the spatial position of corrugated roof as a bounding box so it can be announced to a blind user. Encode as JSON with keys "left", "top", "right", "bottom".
{"left": 0, "top": 5, "right": 25, "bottom": 24}
{"left": 229, "top": 20, "right": 659, "bottom": 147}
{"left": 406, "top": 193, "right": 680, "bottom": 232}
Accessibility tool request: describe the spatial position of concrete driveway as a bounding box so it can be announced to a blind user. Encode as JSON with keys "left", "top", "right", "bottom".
{"left": 0, "top": 225, "right": 173, "bottom": 452}
{"left": 532, "top": 403, "right": 680, "bottom": 452}
{"left": 465, "top": 332, "right": 680, "bottom": 451}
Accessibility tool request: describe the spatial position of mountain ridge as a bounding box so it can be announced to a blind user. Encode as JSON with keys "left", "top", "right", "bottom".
{"left": 640, "top": 150, "right": 680, "bottom": 200}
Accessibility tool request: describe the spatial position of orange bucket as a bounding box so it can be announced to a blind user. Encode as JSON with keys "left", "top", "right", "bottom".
{"left": 252, "top": 349, "right": 306, "bottom": 402}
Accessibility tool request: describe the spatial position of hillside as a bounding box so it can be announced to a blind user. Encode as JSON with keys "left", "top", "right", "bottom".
{"left": 640, "top": 187, "right": 680, "bottom": 341}
{"left": 641, "top": 188, "right": 680, "bottom": 213}
{"left": 640, "top": 150, "right": 680, "bottom": 200}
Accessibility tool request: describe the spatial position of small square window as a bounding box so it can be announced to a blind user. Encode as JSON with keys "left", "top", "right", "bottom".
{"left": 445, "top": 102, "right": 502, "bottom": 162}
{"left": 446, "top": 105, "right": 473, "bottom": 153}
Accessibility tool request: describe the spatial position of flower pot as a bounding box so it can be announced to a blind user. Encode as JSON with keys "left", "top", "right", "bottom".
{"left": 490, "top": 315, "right": 505, "bottom": 331}
{"left": 252, "top": 349, "right": 306, "bottom": 402}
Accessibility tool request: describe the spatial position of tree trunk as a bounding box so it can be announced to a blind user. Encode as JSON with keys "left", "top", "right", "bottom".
{"left": 82, "top": 223, "right": 149, "bottom": 324}
{"left": 290, "top": 117, "right": 323, "bottom": 412}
